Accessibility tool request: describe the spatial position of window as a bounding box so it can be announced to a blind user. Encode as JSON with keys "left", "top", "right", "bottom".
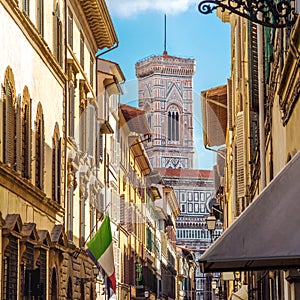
{"left": 90, "top": 53, "right": 94, "bottom": 87}
{"left": 79, "top": 173, "right": 86, "bottom": 247}
{"left": 37, "top": 0, "right": 44, "bottom": 36}
{"left": 53, "top": 3, "right": 62, "bottom": 66}
{"left": 35, "top": 103, "right": 44, "bottom": 190}
{"left": 96, "top": 128, "right": 103, "bottom": 165}
{"left": 167, "top": 105, "right": 179, "bottom": 142}
{"left": 200, "top": 192, "right": 205, "bottom": 201}
{"left": 86, "top": 104, "right": 96, "bottom": 157}
{"left": 67, "top": 184, "right": 74, "bottom": 241}
{"left": 3, "top": 235, "right": 18, "bottom": 299}
{"left": 188, "top": 203, "right": 193, "bottom": 213}
{"left": 188, "top": 192, "right": 193, "bottom": 201}
{"left": 3, "top": 78, "right": 16, "bottom": 169}
{"left": 52, "top": 125, "right": 61, "bottom": 203}
{"left": 200, "top": 204, "right": 205, "bottom": 213}
{"left": 194, "top": 203, "right": 199, "bottom": 213}
{"left": 181, "top": 204, "right": 186, "bottom": 213}
{"left": 181, "top": 193, "right": 186, "bottom": 202}
{"left": 194, "top": 192, "right": 199, "bottom": 201}
{"left": 67, "top": 8, "right": 73, "bottom": 49}
{"left": 206, "top": 192, "right": 212, "bottom": 199}
{"left": 21, "top": 88, "right": 32, "bottom": 179}
{"left": 80, "top": 31, "right": 84, "bottom": 68}
{"left": 69, "top": 82, "right": 75, "bottom": 137}
{"left": 23, "top": 0, "right": 29, "bottom": 15}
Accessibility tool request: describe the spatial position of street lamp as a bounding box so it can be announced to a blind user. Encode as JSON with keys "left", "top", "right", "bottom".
{"left": 144, "top": 290, "right": 150, "bottom": 298}
{"left": 75, "top": 265, "right": 99, "bottom": 285}
{"left": 206, "top": 214, "right": 217, "bottom": 242}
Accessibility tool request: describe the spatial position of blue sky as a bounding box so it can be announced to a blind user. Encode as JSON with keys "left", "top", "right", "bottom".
{"left": 104, "top": 0, "right": 230, "bottom": 170}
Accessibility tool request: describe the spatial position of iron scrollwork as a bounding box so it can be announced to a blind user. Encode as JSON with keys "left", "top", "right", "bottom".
{"left": 198, "top": 0, "right": 298, "bottom": 28}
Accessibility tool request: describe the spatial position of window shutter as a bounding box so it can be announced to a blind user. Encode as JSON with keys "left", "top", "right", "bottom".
{"left": 69, "top": 82, "right": 75, "bottom": 137}
{"left": 57, "top": 138, "right": 61, "bottom": 203}
{"left": 16, "top": 95, "right": 22, "bottom": 173}
{"left": 79, "top": 108, "right": 86, "bottom": 152}
{"left": 58, "top": 20, "right": 63, "bottom": 66}
{"left": 53, "top": 11, "right": 58, "bottom": 60}
{"left": 236, "top": 111, "right": 245, "bottom": 199}
{"left": 0, "top": 84, "right": 4, "bottom": 162}
{"left": 227, "top": 78, "right": 233, "bottom": 130}
{"left": 5, "top": 82, "right": 16, "bottom": 168}
{"left": 68, "top": 9, "right": 73, "bottom": 49}
{"left": 250, "top": 111, "right": 259, "bottom": 164}
{"left": 96, "top": 125, "right": 103, "bottom": 165}
{"left": 37, "top": 0, "right": 44, "bottom": 36}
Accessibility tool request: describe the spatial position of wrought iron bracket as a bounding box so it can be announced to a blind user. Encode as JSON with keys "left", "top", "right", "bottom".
{"left": 198, "top": 0, "right": 298, "bottom": 28}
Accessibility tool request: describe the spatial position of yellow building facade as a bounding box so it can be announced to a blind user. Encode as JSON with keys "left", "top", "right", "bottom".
{"left": 201, "top": 5, "right": 300, "bottom": 300}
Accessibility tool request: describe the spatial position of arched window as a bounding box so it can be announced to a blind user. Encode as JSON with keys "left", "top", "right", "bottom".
{"left": 22, "top": 87, "right": 32, "bottom": 179}
{"left": 167, "top": 106, "right": 179, "bottom": 142}
{"left": 35, "top": 103, "right": 45, "bottom": 190}
{"left": 53, "top": 2, "right": 62, "bottom": 66}
{"left": 52, "top": 124, "right": 61, "bottom": 203}
{"left": 3, "top": 77, "right": 16, "bottom": 168}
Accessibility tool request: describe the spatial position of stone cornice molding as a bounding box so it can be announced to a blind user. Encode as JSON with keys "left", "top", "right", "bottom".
{"left": 3, "top": 0, "right": 67, "bottom": 85}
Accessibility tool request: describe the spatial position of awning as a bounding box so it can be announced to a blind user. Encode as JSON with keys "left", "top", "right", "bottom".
{"left": 199, "top": 151, "right": 300, "bottom": 272}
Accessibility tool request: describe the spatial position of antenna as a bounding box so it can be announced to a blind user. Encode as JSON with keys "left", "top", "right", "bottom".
{"left": 163, "top": 14, "right": 168, "bottom": 55}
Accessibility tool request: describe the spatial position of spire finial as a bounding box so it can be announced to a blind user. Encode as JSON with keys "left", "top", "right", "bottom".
{"left": 163, "top": 14, "right": 168, "bottom": 55}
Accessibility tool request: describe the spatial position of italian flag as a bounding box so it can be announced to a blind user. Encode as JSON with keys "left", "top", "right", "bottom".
{"left": 86, "top": 216, "right": 116, "bottom": 293}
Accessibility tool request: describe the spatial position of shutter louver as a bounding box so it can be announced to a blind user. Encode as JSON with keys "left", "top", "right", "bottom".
{"left": 227, "top": 78, "right": 233, "bottom": 130}
{"left": 5, "top": 82, "right": 16, "bottom": 168}
{"left": 250, "top": 111, "right": 259, "bottom": 164}
{"left": 16, "top": 95, "right": 22, "bottom": 173}
{"left": 69, "top": 82, "right": 75, "bottom": 137}
{"left": 57, "top": 138, "right": 61, "bottom": 204}
{"left": 236, "top": 111, "right": 245, "bottom": 199}
{"left": 0, "top": 84, "right": 4, "bottom": 162}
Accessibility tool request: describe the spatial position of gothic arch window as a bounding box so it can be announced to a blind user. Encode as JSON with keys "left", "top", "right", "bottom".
{"left": 22, "top": 87, "right": 32, "bottom": 179}
{"left": 167, "top": 105, "right": 179, "bottom": 142}
{"left": 2, "top": 68, "right": 17, "bottom": 169}
{"left": 53, "top": 2, "right": 62, "bottom": 66}
{"left": 35, "top": 103, "right": 45, "bottom": 190}
{"left": 52, "top": 123, "right": 61, "bottom": 203}
{"left": 51, "top": 268, "right": 58, "bottom": 300}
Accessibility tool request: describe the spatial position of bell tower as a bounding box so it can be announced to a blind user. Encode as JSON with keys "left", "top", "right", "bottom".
{"left": 136, "top": 53, "right": 196, "bottom": 169}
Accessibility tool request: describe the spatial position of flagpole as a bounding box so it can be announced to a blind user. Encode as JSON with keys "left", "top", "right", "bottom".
{"left": 84, "top": 203, "right": 110, "bottom": 246}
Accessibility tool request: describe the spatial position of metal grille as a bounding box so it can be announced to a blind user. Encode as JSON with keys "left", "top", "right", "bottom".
{"left": 4, "top": 235, "right": 18, "bottom": 300}
{"left": 40, "top": 249, "right": 47, "bottom": 298}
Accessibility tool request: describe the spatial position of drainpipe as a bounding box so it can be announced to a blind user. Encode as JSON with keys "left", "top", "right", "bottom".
{"left": 257, "top": 23, "right": 266, "bottom": 189}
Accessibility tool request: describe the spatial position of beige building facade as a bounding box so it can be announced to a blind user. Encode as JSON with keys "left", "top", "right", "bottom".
{"left": 200, "top": 5, "right": 300, "bottom": 300}
{"left": 0, "top": 0, "right": 118, "bottom": 299}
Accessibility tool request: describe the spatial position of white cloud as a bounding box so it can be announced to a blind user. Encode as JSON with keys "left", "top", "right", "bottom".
{"left": 106, "top": 0, "right": 199, "bottom": 17}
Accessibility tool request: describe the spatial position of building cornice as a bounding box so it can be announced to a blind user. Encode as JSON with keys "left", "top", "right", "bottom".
{"left": 2, "top": 0, "right": 67, "bottom": 86}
